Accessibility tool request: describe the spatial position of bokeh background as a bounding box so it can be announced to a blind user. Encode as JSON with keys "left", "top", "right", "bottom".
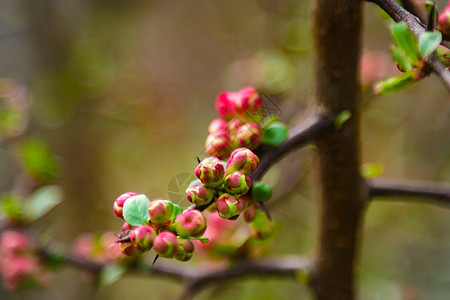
{"left": 0, "top": 0, "right": 449, "bottom": 299}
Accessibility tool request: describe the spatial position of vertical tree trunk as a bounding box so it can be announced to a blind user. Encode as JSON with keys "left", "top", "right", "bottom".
{"left": 310, "top": 1, "right": 368, "bottom": 299}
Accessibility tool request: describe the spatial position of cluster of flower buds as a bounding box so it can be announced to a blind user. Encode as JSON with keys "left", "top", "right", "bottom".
{"left": 205, "top": 86, "right": 288, "bottom": 159}
{"left": 187, "top": 148, "right": 259, "bottom": 220}
{"left": 0, "top": 229, "right": 51, "bottom": 291}
{"left": 113, "top": 193, "right": 206, "bottom": 261}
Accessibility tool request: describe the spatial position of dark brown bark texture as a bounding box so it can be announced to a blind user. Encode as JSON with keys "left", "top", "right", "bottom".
{"left": 310, "top": 0, "right": 368, "bottom": 299}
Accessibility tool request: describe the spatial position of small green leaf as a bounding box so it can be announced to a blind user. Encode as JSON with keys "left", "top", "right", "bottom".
{"left": 19, "top": 138, "right": 59, "bottom": 182}
{"left": 98, "top": 264, "right": 127, "bottom": 287}
{"left": 170, "top": 202, "right": 183, "bottom": 220}
{"left": 251, "top": 182, "right": 272, "bottom": 202}
{"left": 362, "top": 162, "right": 385, "bottom": 178}
{"left": 392, "top": 23, "right": 420, "bottom": 62}
{"left": 197, "top": 237, "right": 209, "bottom": 244}
{"left": 0, "top": 193, "right": 26, "bottom": 221}
{"left": 334, "top": 110, "right": 352, "bottom": 130}
{"left": 294, "top": 269, "right": 310, "bottom": 285}
{"left": 392, "top": 46, "right": 412, "bottom": 71}
{"left": 123, "top": 194, "right": 150, "bottom": 226}
{"left": 419, "top": 31, "right": 442, "bottom": 59}
{"left": 374, "top": 72, "right": 415, "bottom": 95}
{"left": 262, "top": 122, "right": 288, "bottom": 146}
{"left": 25, "top": 185, "right": 63, "bottom": 221}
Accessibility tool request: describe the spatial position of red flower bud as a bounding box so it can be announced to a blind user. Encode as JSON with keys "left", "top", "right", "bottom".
{"left": 195, "top": 157, "right": 226, "bottom": 188}
{"left": 205, "top": 130, "right": 232, "bottom": 160}
{"left": 153, "top": 231, "right": 179, "bottom": 258}
{"left": 226, "top": 148, "right": 259, "bottom": 175}
{"left": 439, "top": 5, "right": 450, "bottom": 40}
{"left": 174, "top": 210, "right": 207, "bottom": 238}
{"left": 0, "top": 230, "right": 30, "bottom": 254}
{"left": 175, "top": 238, "right": 195, "bottom": 262}
{"left": 216, "top": 194, "right": 243, "bottom": 219}
{"left": 114, "top": 192, "right": 138, "bottom": 219}
{"left": 119, "top": 241, "right": 143, "bottom": 256}
{"left": 129, "top": 226, "right": 156, "bottom": 252}
{"left": 224, "top": 171, "right": 251, "bottom": 195}
{"left": 236, "top": 86, "right": 263, "bottom": 116}
{"left": 208, "top": 118, "right": 228, "bottom": 134}
{"left": 147, "top": 200, "right": 174, "bottom": 225}
{"left": 216, "top": 92, "right": 237, "bottom": 119}
{"left": 186, "top": 184, "right": 214, "bottom": 206}
{"left": 234, "top": 123, "right": 262, "bottom": 150}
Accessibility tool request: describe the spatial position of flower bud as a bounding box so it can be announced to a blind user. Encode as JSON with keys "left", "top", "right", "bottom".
{"left": 148, "top": 200, "right": 174, "bottom": 225}
{"left": 129, "top": 226, "right": 156, "bottom": 252}
{"left": 234, "top": 123, "right": 262, "bottom": 150}
{"left": 175, "top": 238, "right": 195, "bottom": 262}
{"left": 439, "top": 5, "right": 450, "bottom": 40}
{"left": 0, "top": 230, "right": 30, "bottom": 254}
{"left": 224, "top": 171, "right": 251, "bottom": 195}
{"left": 121, "top": 222, "right": 133, "bottom": 232}
{"left": 226, "top": 147, "right": 259, "bottom": 175}
{"left": 236, "top": 86, "right": 263, "bottom": 116}
{"left": 205, "top": 130, "right": 232, "bottom": 160}
{"left": 244, "top": 204, "right": 257, "bottom": 222}
{"left": 208, "top": 118, "right": 228, "bottom": 134}
{"left": 153, "top": 231, "right": 179, "bottom": 258}
{"left": 216, "top": 194, "right": 243, "bottom": 219}
{"left": 216, "top": 91, "right": 237, "bottom": 119}
{"left": 195, "top": 157, "right": 225, "bottom": 188}
{"left": 250, "top": 209, "right": 274, "bottom": 240}
{"left": 174, "top": 210, "right": 207, "bottom": 238}
{"left": 186, "top": 184, "right": 214, "bottom": 206}
{"left": 114, "top": 192, "right": 138, "bottom": 219}
{"left": 119, "top": 241, "right": 143, "bottom": 256}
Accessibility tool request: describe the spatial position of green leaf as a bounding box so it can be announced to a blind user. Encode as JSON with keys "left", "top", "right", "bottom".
{"left": 392, "top": 46, "right": 412, "bottom": 71}
{"left": 123, "top": 194, "right": 150, "bottom": 226}
{"left": 98, "top": 264, "right": 127, "bottom": 287}
{"left": 170, "top": 202, "right": 183, "bottom": 220}
{"left": 0, "top": 193, "right": 26, "bottom": 221}
{"left": 294, "top": 269, "right": 310, "bottom": 285}
{"left": 392, "top": 23, "right": 420, "bottom": 62}
{"left": 418, "top": 31, "right": 442, "bottom": 59}
{"left": 262, "top": 122, "right": 288, "bottom": 146}
{"left": 197, "top": 237, "right": 209, "bottom": 244}
{"left": 334, "top": 110, "right": 352, "bottom": 130}
{"left": 362, "top": 162, "right": 385, "bottom": 178}
{"left": 374, "top": 72, "right": 415, "bottom": 95}
{"left": 251, "top": 182, "right": 272, "bottom": 202}
{"left": 19, "top": 138, "right": 59, "bottom": 182}
{"left": 25, "top": 185, "right": 63, "bottom": 221}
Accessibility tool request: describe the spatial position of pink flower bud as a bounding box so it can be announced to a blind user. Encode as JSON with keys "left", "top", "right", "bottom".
{"left": 153, "top": 231, "right": 179, "bottom": 258}
{"left": 195, "top": 157, "right": 226, "bottom": 188}
{"left": 439, "top": 5, "right": 450, "bottom": 40}
{"left": 234, "top": 123, "right": 262, "bottom": 150}
{"left": 216, "top": 194, "right": 243, "bottom": 219}
{"left": 208, "top": 118, "right": 228, "bottom": 134}
{"left": 114, "top": 192, "right": 138, "bottom": 219}
{"left": 226, "top": 148, "right": 259, "bottom": 175}
{"left": 175, "top": 238, "right": 195, "bottom": 262}
{"left": 244, "top": 204, "right": 257, "bottom": 222}
{"left": 205, "top": 130, "right": 232, "bottom": 160}
{"left": 186, "top": 184, "right": 214, "bottom": 206}
{"left": 174, "top": 210, "right": 207, "bottom": 238}
{"left": 224, "top": 171, "right": 251, "bottom": 195}
{"left": 148, "top": 200, "right": 174, "bottom": 225}
{"left": 216, "top": 92, "right": 237, "bottom": 119}
{"left": 0, "top": 230, "right": 30, "bottom": 254}
{"left": 122, "top": 221, "right": 133, "bottom": 232}
{"left": 119, "top": 241, "right": 144, "bottom": 256}
{"left": 129, "top": 226, "right": 156, "bottom": 252}
{"left": 236, "top": 86, "right": 263, "bottom": 116}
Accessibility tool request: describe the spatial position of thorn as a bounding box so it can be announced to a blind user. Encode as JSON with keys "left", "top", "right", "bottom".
{"left": 197, "top": 156, "right": 201, "bottom": 163}
{"left": 427, "top": 3, "right": 435, "bottom": 32}
{"left": 257, "top": 202, "right": 272, "bottom": 221}
{"left": 152, "top": 254, "right": 159, "bottom": 265}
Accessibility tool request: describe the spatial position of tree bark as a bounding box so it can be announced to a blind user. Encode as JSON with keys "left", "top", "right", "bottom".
{"left": 310, "top": 1, "right": 368, "bottom": 299}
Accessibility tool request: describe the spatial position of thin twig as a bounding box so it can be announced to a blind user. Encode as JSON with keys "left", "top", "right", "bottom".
{"left": 367, "top": 0, "right": 450, "bottom": 90}
{"left": 368, "top": 177, "right": 450, "bottom": 206}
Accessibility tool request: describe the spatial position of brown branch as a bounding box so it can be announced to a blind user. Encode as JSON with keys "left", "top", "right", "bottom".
{"left": 367, "top": 0, "right": 450, "bottom": 90}
{"left": 368, "top": 177, "right": 450, "bottom": 206}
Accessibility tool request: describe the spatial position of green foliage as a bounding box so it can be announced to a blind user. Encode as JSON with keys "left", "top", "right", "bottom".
{"left": 374, "top": 72, "right": 415, "bottom": 95}
{"left": 251, "top": 182, "right": 272, "bottom": 202}
{"left": 25, "top": 185, "right": 63, "bottom": 222}
{"left": 362, "top": 163, "right": 385, "bottom": 178}
{"left": 197, "top": 236, "right": 209, "bottom": 244}
{"left": 392, "top": 23, "right": 419, "bottom": 62}
{"left": 123, "top": 195, "right": 150, "bottom": 226}
{"left": 19, "top": 138, "right": 59, "bottom": 182}
{"left": 392, "top": 46, "right": 412, "bottom": 72}
{"left": 334, "top": 110, "right": 352, "bottom": 130}
{"left": 0, "top": 193, "right": 26, "bottom": 221}
{"left": 418, "top": 31, "right": 442, "bottom": 59}
{"left": 262, "top": 122, "right": 288, "bottom": 146}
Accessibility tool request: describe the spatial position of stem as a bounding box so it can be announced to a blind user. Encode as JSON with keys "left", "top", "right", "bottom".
{"left": 310, "top": 0, "right": 367, "bottom": 299}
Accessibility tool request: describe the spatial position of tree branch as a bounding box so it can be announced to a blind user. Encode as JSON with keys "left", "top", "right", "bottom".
{"left": 368, "top": 177, "right": 450, "bottom": 206}
{"left": 251, "top": 114, "right": 334, "bottom": 182}
{"left": 367, "top": 0, "right": 450, "bottom": 90}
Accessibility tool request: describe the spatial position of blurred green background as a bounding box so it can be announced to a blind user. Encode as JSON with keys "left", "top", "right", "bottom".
{"left": 0, "top": 0, "right": 449, "bottom": 299}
